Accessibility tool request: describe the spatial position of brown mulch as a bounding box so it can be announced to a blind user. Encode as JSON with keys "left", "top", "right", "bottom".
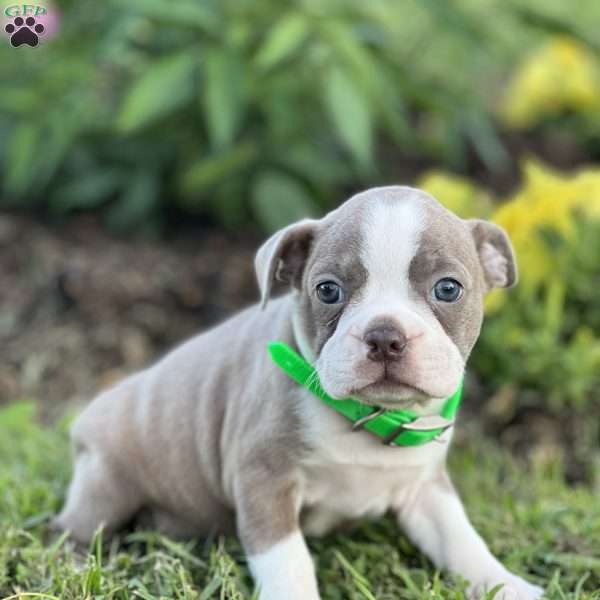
{"left": 0, "top": 213, "right": 259, "bottom": 420}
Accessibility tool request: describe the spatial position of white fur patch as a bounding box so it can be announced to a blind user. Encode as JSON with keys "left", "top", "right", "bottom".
{"left": 248, "top": 531, "right": 320, "bottom": 600}
{"left": 360, "top": 192, "right": 425, "bottom": 301}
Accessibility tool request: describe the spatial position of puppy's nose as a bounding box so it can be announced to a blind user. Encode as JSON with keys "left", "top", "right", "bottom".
{"left": 363, "top": 326, "right": 407, "bottom": 363}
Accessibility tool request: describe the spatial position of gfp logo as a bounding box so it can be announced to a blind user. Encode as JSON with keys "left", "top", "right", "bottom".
{"left": 4, "top": 4, "right": 47, "bottom": 46}
{"left": 5, "top": 3, "right": 46, "bottom": 15}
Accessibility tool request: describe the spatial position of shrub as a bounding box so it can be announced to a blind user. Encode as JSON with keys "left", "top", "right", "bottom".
{"left": 4, "top": 0, "right": 596, "bottom": 232}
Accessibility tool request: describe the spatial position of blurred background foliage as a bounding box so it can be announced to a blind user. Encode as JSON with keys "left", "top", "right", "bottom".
{"left": 1, "top": 0, "right": 600, "bottom": 476}
{"left": 3, "top": 0, "right": 600, "bottom": 233}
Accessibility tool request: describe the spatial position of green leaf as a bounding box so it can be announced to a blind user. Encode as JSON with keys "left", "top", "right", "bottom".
{"left": 320, "top": 21, "right": 374, "bottom": 83}
{"left": 119, "top": 0, "right": 221, "bottom": 31}
{"left": 51, "top": 170, "right": 123, "bottom": 213}
{"left": 105, "top": 169, "right": 159, "bottom": 231}
{"left": 199, "top": 576, "right": 222, "bottom": 600}
{"left": 464, "top": 110, "right": 509, "bottom": 171}
{"left": 254, "top": 13, "right": 309, "bottom": 70}
{"left": 251, "top": 170, "right": 319, "bottom": 232}
{"left": 117, "top": 53, "right": 197, "bottom": 132}
{"left": 3, "top": 123, "right": 38, "bottom": 197}
{"left": 179, "top": 141, "right": 258, "bottom": 197}
{"left": 334, "top": 550, "right": 377, "bottom": 600}
{"left": 0, "top": 88, "right": 38, "bottom": 115}
{"left": 323, "top": 67, "right": 373, "bottom": 169}
{"left": 203, "top": 49, "right": 246, "bottom": 150}
{"left": 419, "top": 0, "right": 483, "bottom": 44}
{"left": 209, "top": 182, "right": 248, "bottom": 228}
{"left": 278, "top": 144, "right": 350, "bottom": 185}
{"left": 321, "top": 22, "right": 410, "bottom": 144}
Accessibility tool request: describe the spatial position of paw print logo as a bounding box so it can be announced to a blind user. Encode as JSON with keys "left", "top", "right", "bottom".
{"left": 5, "top": 16, "right": 45, "bottom": 47}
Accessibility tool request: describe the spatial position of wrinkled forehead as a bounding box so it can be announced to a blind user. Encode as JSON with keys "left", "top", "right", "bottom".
{"left": 307, "top": 187, "right": 478, "bottom": 283}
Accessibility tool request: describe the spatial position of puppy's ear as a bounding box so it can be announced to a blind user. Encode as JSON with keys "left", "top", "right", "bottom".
{"left": 467, "top": 219, "right": 518, "bottom": 290}
{"left": 255, "top": 219, "right": 319, "bottom": 308}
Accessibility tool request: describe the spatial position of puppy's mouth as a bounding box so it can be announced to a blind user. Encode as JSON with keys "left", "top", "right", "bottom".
{"left": 351, "top": 377, "right": 431, "bottom": 408}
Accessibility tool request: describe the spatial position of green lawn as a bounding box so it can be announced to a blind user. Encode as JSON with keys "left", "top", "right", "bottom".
{"left": 1, "top": 402, "right": 599, "bottom": 600}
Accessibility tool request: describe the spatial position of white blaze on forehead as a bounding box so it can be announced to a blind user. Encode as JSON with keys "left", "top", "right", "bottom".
{"left": 360, "top": 194, "right": 425, "bottom": 298}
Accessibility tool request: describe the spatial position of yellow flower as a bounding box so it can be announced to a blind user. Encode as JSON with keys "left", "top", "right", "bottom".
{"left": 496, "top": 162, "right": 574, "bottom": 267}
{"left": 495, "top": 160, "right": 575, "bottom": 233}
{"left": 501, "top": 36, "right": 600, "bottom": 128}
{"left": 571, "top": 169, "right": 600, "bottom": 218}
{"left": 416, "top": 170, "right": 492, "bottom": 219}
{"left": 487, "top": 159, "right": 586, "bottom": 311}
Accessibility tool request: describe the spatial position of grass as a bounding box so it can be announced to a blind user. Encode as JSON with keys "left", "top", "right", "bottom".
{"left": 1, "top": 401, "right": 599, "bottom": 600}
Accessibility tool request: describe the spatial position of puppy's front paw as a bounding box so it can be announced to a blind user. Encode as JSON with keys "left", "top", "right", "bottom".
{"left": 469, "top": 572, "right": 543, "bottom": 600}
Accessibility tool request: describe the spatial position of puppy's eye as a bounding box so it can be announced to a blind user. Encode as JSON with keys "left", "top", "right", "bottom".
{"left": 433, "top": 278, "right": 463, "bottom": 303}
{"left": 316, "top": 281, "right": 344, "bottom": 304}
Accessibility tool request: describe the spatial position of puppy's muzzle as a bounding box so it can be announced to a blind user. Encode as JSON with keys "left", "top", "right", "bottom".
{"left": 364, "top": 325, "right": 407, "bottom": 363}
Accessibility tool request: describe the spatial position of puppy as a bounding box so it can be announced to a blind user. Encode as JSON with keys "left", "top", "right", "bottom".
{"left": 56, "top": 187, "right": 543, "bottom": 599}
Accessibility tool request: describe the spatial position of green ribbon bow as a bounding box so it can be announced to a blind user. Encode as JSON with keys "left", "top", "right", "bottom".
{"left": 268, "top": 341, "right": 463, "bottom": 447}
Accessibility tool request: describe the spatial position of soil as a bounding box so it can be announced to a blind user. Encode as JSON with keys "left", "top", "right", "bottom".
{"left": 0, "top": 213, "right": 259, "bottom": 420}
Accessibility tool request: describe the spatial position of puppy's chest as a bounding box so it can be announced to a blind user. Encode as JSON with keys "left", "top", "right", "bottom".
{"left": 297, "top": 398, "right": 450, "bottom": 536}
{"left": 300, "top": 462, "right": 399, "bottom": 536}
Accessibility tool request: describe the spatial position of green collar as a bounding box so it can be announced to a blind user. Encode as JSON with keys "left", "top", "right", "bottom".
{"left": 268, "top": 341, "right": 463, "bottom": 447}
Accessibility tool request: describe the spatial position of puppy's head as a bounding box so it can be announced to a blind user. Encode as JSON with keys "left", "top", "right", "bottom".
{"left": 256, "top": 186, "right": 516, "bottom": 407}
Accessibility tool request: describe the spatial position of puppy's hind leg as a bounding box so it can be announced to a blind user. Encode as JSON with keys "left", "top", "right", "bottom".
{"left": 55, "top": 447, "right": 142, "bottom": 544}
